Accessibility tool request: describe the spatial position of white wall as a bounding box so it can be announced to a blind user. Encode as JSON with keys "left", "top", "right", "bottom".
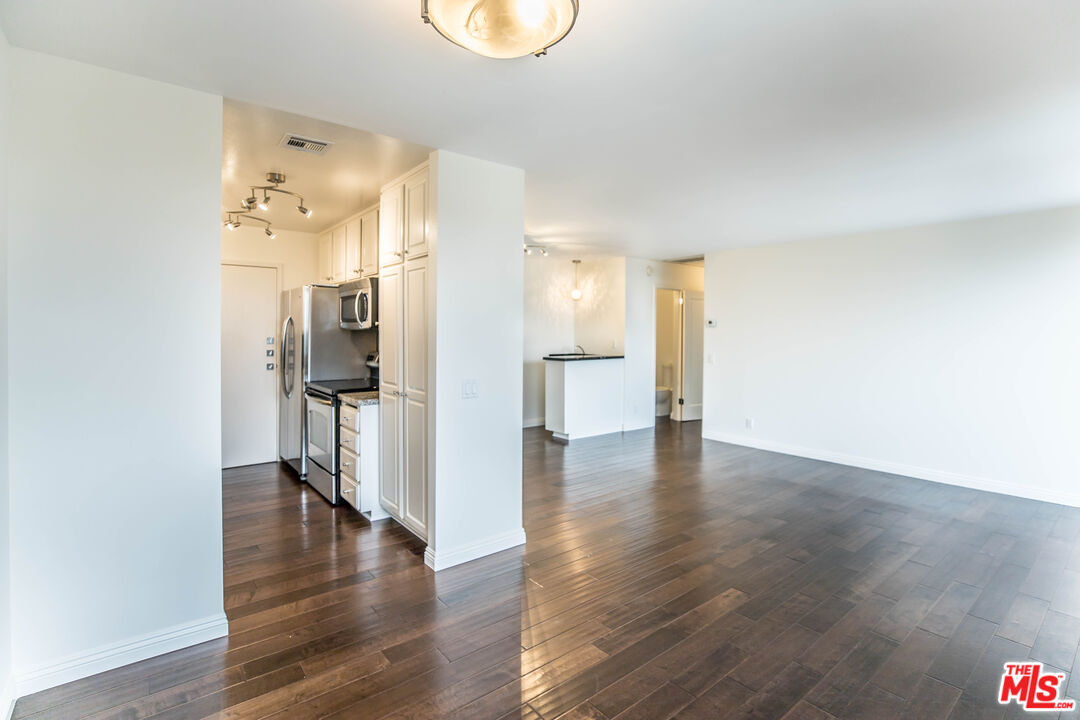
{"left": 8, "top": 50, "right": 226, "bottom": 694}
{"left": 574, "top": 257, "right": 626, "bottom": 355}
{"left": 522, "top": 255, "right": 627, "bottom": 427}
{"left": 623, "top": 259, "right": 704, "bottom": 431}
{"left": 0, "top": 23, "right": 11, "bottom": 720}
{"left": 222, "top": 225, "right": 319, "bottom": 290}
{"left": 430, "top": 150, "right": 525, "bottom": 569}
{"left": 523, "top": 257, "right": 574, "bottom": 427}
{"left": 702, "top": 206, "right": 1080, "bottom": 506}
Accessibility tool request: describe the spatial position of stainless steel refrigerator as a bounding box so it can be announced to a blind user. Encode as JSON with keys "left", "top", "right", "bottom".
{"left": 278, "top": 284, "right": 372, "bottom": 481}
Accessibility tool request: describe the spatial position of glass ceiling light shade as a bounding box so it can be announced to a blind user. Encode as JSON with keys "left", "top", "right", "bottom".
{"left": 422, "top": 0, "right": 578, "bottom": 59}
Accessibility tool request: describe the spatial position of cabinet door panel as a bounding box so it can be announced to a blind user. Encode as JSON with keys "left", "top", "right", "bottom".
{"left": 346, "top": 218, "right": 362, "bottom": 279}
{"left": 404, "top": 258, "right": 428, "bottom": 400}
{"left": 332, "top": 226, "right": 347, "bottom": 282}
{"left": 318, "top": 234, "right": 333, "bottom": 283}
{"left": 379, "top": 186, "right": 404, "bottom": 267}
{"left": 379, "top": 390, "right": 401, "bottom": 516}
{"left": 403, "top": 169, "right": 429, "bottom": 258}
{"left": 361, "top": 209, "right": 379, "bottom": 277}
{"left": 378, "top": 264, "right": 402, "bottom": 389}
{"left": 403, "top": 396, "right": 427, "bottom": 539}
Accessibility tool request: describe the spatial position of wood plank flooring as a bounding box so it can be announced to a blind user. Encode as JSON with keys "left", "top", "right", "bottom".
{"left": 15, "top": 420, "right": 1080, "bottom": 719}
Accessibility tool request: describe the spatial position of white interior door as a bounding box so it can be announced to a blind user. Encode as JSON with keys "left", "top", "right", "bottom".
{"left": 679, "top": 290, "right": 705, "bottom": 421}
{"left": 222, "top": 264, "right": 278, "bottom": 468}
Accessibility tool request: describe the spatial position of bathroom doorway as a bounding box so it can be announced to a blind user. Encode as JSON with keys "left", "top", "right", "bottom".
{"left": 655, "top": 288, "right": 705, "bottom": 421}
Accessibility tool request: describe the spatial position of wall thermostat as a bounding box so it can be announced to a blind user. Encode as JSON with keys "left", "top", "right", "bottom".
{"left": 706, "top": 319, "right": 717, "bottom": 328}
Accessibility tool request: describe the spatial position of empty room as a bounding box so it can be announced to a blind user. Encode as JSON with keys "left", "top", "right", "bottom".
{"left": 1, "top": 2, "right": 1080, "bottom": 719}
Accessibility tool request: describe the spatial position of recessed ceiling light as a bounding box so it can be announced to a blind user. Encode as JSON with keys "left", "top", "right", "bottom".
{"left": 422, "top": 0, "right": 578, "bottom": 59}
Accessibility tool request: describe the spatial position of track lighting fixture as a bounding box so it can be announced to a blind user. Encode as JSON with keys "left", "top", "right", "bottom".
{"left": 224, "top": 172, "right": 312, "bottom": 231}
{"left": 523, "top": 242, "right": 548, "bottom": 256}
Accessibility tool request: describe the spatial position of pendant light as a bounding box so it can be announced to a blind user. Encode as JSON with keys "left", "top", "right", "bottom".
{"left": 570, "top": 259, "right": 582, "bottom": 301}
{"left": 421, "top": 0, "right": 579, "bottom": 59}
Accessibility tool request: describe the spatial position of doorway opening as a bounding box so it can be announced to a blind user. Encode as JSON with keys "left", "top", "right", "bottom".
{"left": 655, "top": 287, "right": 704, "bottom": 422}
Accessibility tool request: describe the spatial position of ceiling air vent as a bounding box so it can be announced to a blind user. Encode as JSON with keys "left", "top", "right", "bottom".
{"left": 280, "top": 133, "right": 333, "bottom": 155}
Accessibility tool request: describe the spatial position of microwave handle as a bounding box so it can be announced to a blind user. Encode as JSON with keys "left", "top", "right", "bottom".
{"left": 355, "top": 291, "right": 363, "bottom": 325}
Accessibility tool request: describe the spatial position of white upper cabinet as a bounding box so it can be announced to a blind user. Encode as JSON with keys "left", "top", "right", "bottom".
{"left": 403, "top": 168, "right": 430, "bottom": 259}
{"left": 317, "top": 233, "right": 333, "bottom": 283}
{"left": 345, "top": 217, "right": 362, "bottom": 280}
{"left": 331, "top": 225, "right": 347, "bottom": 283}
{"left": 380, "top": 185, "right": 404, "bottom": 267}
{"left": 361, "top": 208, "right": 379, "bottom": 277}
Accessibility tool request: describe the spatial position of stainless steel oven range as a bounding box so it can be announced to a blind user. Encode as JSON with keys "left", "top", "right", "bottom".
{"left": 304, "top": 378, "right": 378, "bottom": 505}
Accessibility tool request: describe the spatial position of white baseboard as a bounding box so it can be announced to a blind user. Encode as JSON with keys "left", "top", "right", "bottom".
{"left": 2, "top": 676, "right": 14, "bottom": 720}
{"left": 523, "top": 417, "right": 545, "bottom": 428}
{"left": 425, "top": 527, "right": 527, "bottom": 571}
{"left": 701, "top": 428, "right": 1080, "bottom": 508}
{"left": 14, "top": 613, "right": 229, "bottom": 698}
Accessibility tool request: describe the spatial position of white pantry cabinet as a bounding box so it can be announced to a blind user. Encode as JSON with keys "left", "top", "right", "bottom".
{"left": 403, "top": 168, "right": 430, "bottom": 259}
{"left": 378, "top": 203, "right": 430, "bottom": 541}
{"left": 380, "top": 164, "right": 429, "bottom": 267}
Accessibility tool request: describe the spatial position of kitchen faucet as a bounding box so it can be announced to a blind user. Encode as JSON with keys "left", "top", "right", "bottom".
{"left": 575, "top": 345, "right": 586, "bottom": 355}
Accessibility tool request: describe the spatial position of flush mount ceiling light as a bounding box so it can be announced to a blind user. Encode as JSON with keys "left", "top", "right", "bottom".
{"left": 226, "top": 172, "right": 311, "bottom": 237}
{"left": 421, "top": 0, "right": 579, "bottom": 59}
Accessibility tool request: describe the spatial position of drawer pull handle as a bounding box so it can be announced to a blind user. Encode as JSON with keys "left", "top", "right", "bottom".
{"left": 342, "top": 461, "right": 351, "bottom": 468}
{"left": 342, "top": 488, "right": 353, "bottom": 495}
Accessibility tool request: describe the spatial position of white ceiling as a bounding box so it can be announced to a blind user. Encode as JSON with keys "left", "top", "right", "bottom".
{"left": 3, "top": 1, "right": 1079, "bottom": 259}
{"left": 222, "top": 100, "right": 431, "bottom": 233}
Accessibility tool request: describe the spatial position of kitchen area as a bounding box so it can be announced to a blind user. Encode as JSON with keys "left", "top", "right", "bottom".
{"left": 221, "top": 98, "right": 527, "bottom": 571}
{"left": 222, "top": 99, "right": 435, "bottom": 545}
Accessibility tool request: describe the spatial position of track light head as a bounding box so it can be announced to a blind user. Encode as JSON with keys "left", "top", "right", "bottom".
{"left": 257, "top": 196, "right": 270, "bottom": 212}
{"left": 245, "top": 194, "right": 257, "bottom": 208}
{"left": 265, "top": 227, "right": 276, "bottom": 239}
{"left": 298, "top": 205, "right": 312, "bottom": 218}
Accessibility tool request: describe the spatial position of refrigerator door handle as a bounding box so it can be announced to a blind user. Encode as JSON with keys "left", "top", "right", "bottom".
{"left": 281, "top": 315, "right": 295, "bottom": 398}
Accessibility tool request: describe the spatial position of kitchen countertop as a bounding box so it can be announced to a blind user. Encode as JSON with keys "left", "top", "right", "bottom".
{"left": 543, "top": 354, "right": 625, "bottom": 362}
{"left": 340, "top": 391, "right": 379, "bottom": 407}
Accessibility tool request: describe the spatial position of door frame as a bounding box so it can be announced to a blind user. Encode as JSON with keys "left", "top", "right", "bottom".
{"left": 221, "top": 260, "right": 285, "bottom": 460}
{"left": 655, "top": 287, "right": 684, "bottom": 421}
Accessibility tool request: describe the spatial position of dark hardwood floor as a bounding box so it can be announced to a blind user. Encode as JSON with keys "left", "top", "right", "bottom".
{"left": 15, "top": 420, "right": 1080, "bottom": 719}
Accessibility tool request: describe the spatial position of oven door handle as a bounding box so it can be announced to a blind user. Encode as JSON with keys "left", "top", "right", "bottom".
{"left": 305, "top": 393, "right": 333, "bottom": 407}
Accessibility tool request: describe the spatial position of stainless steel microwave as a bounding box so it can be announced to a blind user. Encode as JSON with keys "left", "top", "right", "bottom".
{"left": 339, "top": 278, "right": 377, "bottom": 330}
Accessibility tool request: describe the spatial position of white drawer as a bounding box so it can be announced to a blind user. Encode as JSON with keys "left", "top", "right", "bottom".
{"left": 340, "top": 425, "right": 359, "bottom": 455}
{"left": 340, "top": 404, "right": 361, "bottom": 432}
{"left": 340, "top": 476, "right": 360, "bottom": 511}
{"left": 339, "top": 445, "right": 359, "bottom": 481}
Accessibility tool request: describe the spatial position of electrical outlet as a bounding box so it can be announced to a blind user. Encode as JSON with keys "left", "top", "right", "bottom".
{"left": 706, "top": 320, "right": 717, "bottom": 328}
{"left": 745, "top": 418, "right": 754, "bottom": 430}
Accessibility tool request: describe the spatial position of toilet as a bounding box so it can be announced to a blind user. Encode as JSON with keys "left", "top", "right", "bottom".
{"left": 656, "top": 362, "right": 674, "bottom": 417}
{"left": 655, "top": 386, "right": 672, "bottom": 417}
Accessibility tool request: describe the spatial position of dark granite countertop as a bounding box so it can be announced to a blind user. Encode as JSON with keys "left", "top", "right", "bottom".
{"left": 543, "top": 354, "right": 625, "bottom": 362}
